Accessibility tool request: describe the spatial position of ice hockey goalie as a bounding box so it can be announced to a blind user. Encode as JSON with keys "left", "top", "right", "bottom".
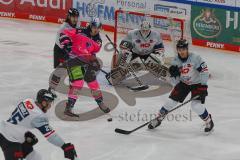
{"left": 106, "top": 20, "right": 169, "bottom": 85}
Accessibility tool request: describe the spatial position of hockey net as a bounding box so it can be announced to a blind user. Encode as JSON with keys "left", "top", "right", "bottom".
{"left": 113, "top": 10, "right": 188, "bottom": 67}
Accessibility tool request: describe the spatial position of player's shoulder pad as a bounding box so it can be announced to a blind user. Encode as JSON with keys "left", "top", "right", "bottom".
{"left": 190, "top": 53, "right": 203, "bottom": 62}
{"left": 31, "top": 115, "right": 49, "bottom": 128}
{"left": 127, "top": 29, "right": 139, "bottom": 35}
{"left": 59, "top": 22, "right": 72, "bottom": 31}
{"left": 171, "top": 55, "right": 182, "bottom": 66}
{"left": 150, "top": 30, "right": 160, "bottom": 35}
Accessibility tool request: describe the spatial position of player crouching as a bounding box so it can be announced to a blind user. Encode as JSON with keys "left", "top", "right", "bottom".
{"left": 148, "top": 39, "right": 214, "bottom": 133}
{"left": 0, "top": 89, "right": 78, "bottom": 160}
{"left": 106, "top": 21, "right": 167, "bottom": 85}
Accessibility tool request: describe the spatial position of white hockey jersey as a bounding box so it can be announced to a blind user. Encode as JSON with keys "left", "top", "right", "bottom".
{"left": 171, "top": 53, "right": 209, "bottom": 85}
{"left": 0, "top": 99, "right": 64, "bottom": 147}
{"left": 123, "top": 29, "right": 164, "bottom": 55}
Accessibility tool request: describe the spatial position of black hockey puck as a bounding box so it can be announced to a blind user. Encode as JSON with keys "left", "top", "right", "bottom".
{"left": 107, "top": 118, "right": 113, "bottom": 122}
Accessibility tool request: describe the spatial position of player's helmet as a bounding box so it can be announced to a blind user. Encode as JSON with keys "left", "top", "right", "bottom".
{"left": 176, "top": 39, "right": 189, "bottom": 49}
{"left": 89, "top": 18, "right": 102, "bottom": 28}
{"left": 140, "top": 21, "right": 151, "bottom": 30}
{"left": 67, "top": 8, "right": 79, "bottom": 17}
{"left": 36, "top": 89, "right": 55, "bottom": 103}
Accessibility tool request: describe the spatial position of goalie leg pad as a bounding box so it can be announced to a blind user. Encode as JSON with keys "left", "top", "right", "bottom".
{"left": 144, "top": 57, "right": 169, "bottom": 78}
{"left": 106, "top": 67, "right": 129, "bottom": 85}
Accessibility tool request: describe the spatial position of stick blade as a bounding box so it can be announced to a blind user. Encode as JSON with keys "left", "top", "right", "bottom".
{"left": 127, "top": 85, "right": 149, "bottom": 92}
{"left": 115, "top": 128, "right": 132, "bottom": 135}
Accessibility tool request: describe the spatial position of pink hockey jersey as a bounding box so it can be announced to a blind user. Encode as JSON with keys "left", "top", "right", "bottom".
{"left": 61, "top": 28, "right": 101, "bottom": 60}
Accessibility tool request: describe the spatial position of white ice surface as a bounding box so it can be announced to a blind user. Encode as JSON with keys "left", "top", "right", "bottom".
{"left": 0, "top": 18, "right": 240, "bottom": 160}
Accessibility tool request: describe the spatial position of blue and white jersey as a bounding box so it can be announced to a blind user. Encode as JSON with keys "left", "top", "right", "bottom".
{"left": 171, "top": 53, "right": 209, "bottom": 85}
{"left": 0, "top": 99, "right": 64, "bottom": 147}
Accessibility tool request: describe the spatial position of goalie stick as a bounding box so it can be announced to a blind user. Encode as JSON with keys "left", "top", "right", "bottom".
{"left": 105, "top": 34, "right": 149, "bottom": 91}
{"left": 115, "top": 95, "right": 199, "bottom": 135}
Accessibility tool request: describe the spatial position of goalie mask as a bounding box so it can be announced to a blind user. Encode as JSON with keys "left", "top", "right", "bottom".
{"left": 140, "top": 21, "right": 151, "bottom": 38}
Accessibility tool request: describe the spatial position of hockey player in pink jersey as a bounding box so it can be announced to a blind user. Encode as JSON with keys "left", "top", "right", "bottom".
{"left": 59, "top": 26, "right": 110, "bottom": 117}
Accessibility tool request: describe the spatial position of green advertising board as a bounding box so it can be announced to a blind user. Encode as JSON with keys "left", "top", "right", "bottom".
{"left": 191, "top": 5, "right": 240, "bottom": 47}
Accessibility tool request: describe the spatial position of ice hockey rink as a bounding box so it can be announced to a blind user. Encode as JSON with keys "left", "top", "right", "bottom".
{"left": 0, "top": 18, "right": 240, "bottom": 160}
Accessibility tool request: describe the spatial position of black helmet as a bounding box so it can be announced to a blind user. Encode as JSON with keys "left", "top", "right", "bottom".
{"left": 36, "top": 89, "right": 56, "bottom": 103}
{"left": 176, "top": 39, "right": 188, "bottom": 49}
{"left": 67, "top": 8, "right": 79, "bottom": 17}
{"left": 90, "top": 18, "right": 102, "bottom": 28}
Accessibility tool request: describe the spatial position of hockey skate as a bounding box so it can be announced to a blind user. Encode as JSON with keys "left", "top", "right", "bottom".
{"left": 96, "top": 97, "right": 110, "bottom": 113}
{"left": 98, "top": 101, "right": 110, "bottom": 113}
{"left": 64, "top": 102, "right": 79, "bottom": 118}
{"left": 204, "top": 114, "right": 214, "bottom": 132}
{"left": 148, "top": 112, "right": 166, "bottom": 129}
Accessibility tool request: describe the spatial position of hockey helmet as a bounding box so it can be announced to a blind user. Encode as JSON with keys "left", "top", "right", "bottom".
{"left": 67, "top": 8, "right": 79, "bottom": 17}
{"left": 36, "top": 89, "right": 56, "bottom": 103}
{"left": 90, "top": 18, "right": 102, "bottom": 28}
{"left": 176, "top": 39, "right": 189, "bottom": 49}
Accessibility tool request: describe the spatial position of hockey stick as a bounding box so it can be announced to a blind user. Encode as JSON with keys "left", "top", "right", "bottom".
{"left": 105, "top": 34, "right": 149, "bottom": 91}
{"left": 115, "top": 95, "right": 199, "bottom": 135}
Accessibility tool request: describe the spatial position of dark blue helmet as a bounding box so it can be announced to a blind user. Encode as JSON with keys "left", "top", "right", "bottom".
{"left": 90, "top": 18, "right": 102, "bottom": 28}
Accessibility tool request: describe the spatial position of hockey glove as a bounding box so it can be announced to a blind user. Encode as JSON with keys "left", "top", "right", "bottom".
{"left": 24, "top": 131, "right": 38, "bottom": 146}
{"left": 169, "top": 65, "right": 180, "bottom": 78}
{"left": 22, "top": 131, "right": 38, "bottom": 158}
{"left": 62, "top": 143, "right": 77, "bottom": 160}
{"left": 59, "top": 35, "right": 72, "bottom": 59}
